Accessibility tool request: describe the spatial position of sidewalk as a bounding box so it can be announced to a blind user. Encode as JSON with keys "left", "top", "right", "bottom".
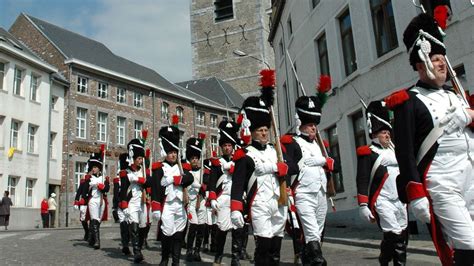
{"left": 324, "top": 225, "right": 437, "bottom": 256}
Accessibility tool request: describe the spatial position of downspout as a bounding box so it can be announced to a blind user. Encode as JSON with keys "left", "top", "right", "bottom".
{"left": 65, "top": 64, "right": 72, "bottom": 227}
{"left": 45, "top": 75, "right": 53, "bottom": 200}
{"left": 152, "top": 90, "right": 156, "bottom": 161}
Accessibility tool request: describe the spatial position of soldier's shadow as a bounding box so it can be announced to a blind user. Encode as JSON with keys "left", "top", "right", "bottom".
{"left": 102, "top": 247, "right": 132, "bottom": 260}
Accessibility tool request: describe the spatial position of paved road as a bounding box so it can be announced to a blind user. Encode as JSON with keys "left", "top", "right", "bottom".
{"left": 0, "top": 226, "right": 440, "bottom": 265}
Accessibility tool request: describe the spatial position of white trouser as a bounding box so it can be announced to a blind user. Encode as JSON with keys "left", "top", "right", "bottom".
{"left": 216, "top": 194, "right": 233, "bottom": 231}
{"left": 375, "top": 197, "right": 407, "bottom": 234}
{"left": 427, "top": 151, "right": 474, "bottom": 249}
{"left": 251, "top": 196, "right": 287, "bottom": 238}
{"left": 206, "top": 206, "right": 216, "bottom": 225}
{"left": 88, "top": 197, "right": 105, "bottom": 221}
{"left": 295, "top": 189, "right": 327, "bottom": 243}
{"left": 79, "top": 205, "right": 87, "bottom": 222}
{"left": 128, "top": 199, "right": 147, "bottom": 228}
{"left": 188, "top": 196, "right": 207, "bottom": 225}
{"left": 161, "top": 199, "right": 187, "bottom": 236}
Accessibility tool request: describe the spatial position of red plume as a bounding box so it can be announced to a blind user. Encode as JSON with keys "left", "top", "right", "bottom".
{"left": 236, "top": 113, "right": 244, "bottom": 125}
{"left": 434, "top": 5, "right": 449, "bottom": 30}
{"left": 141, "top": 129, "right": 148, "bottom": 140}
{"left": 100, "top": 144, "right": 105, "bottom": 152}
{"left": 259, "top": 69, "right": 275, "bottom": 88}
{"left": 198, "top": 133, "right": 206, "bottom": 140}
{"left": 317, "top": 75, "right": 332, "bottom": 93}
{"left": 172, "top": 115, "right": 179, "bottom": 125}
{"left": 212, "top": 151, "right": 217, "bottom": 158}
{"left": 145, "top": 148, "right": 151, "bottom": 158}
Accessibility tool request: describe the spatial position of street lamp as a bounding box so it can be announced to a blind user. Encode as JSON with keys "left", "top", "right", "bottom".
{"left": 232, "top": 49, "right": 271, "bottom": 69}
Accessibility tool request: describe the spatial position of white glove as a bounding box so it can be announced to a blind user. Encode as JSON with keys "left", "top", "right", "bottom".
{"left": 359, "top": 204, "right": 375, "bottom": 223}
{"left": 410, "top": 197, "right": 431, "bottom": 224}
{"left": 122, "top": 208, "right": 131, "bottom": 220}
{"left": 440, "top": 106, "right": 472, "bottom": 135}
{"left": 210, "top": 200, "right": 219, "bottom": 211}
{"left": 191, "top": 181, "right": 201, "bottom": 188}
{"left": 255, "top": 161, "right": 277, "bottom": 175}
{"left": 303, "top": 156, "right": 326, "bottom": 167}
{"left": 231, "top": 211, "right": 245, "bottom": 228}
{"left": 161, "top": 175, "right": 174, "bottom": 186}
{"left": 73, "top": 205, "right": 79, "bottom": 210}
{"left": 222, "top": 161, "right": 233, "bottom": 170}
{"left": 152, "top": 210, "right": 161, "bottom": 222}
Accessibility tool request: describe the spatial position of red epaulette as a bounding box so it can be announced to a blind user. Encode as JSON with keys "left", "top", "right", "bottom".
{"left": 232, "top": 148, "right": 246, "bottom": 162}
{"left": 280, "top": 134, "right": 294, "bottom": 144}
{"left": 385, "top": 89, "right": 409, "bottom": 109}
{"left": 113, "top": 177, "right": 120, "bottom": 184}
{"left": 356, "top": 146, "right": 372, "bottom": 156}
{"left": 211, "top": 157, "right": 221, "bottom": 167}
{"left": 182, "top": 162, "right": 192, "bottom": 171}
{"left": 152, "top": 161, "right": 163, "bottom": 170}
{"left": 119, "top": 170, "right": 127, "bottom": 178}
{"left": 84, "top": 174, "right": 91, "bottom": 181}
{"left": 80, "top": 178, "right": 86, "bottom": 184}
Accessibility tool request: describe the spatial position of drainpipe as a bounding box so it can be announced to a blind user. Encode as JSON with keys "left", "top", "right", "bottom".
{"left": 65, "top": 64, "right": 72, "bottom": 227}
{"left": 45, "top": 75, "right": 53, "bottom": 200}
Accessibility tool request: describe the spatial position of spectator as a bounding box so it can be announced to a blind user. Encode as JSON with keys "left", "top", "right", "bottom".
{"left": 0, "top": 191, "right": 13, "bottom": 230}
{"left": 48, "top": 193, "right": 57, "bottom": 228}
{"left": 41, "top": 198, "right": 49, "bottom": 228}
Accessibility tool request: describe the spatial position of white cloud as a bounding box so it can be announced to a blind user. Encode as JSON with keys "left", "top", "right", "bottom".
{"left": 90, "top": 0, "right": 192, "bottom": 83}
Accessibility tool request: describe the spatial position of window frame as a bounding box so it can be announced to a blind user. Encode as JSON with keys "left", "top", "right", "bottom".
{"left": 316, "top": 32, "right": 330, "bottom": 75}
{"left": 77, "top": 76, "right": 88, "bottom": 93}
{"left": 134, "top": 120, "right": 143, "bottom": 139}
{"left": 351, "top": 110, "right": 367, "bottom": 148}
{"left": 176, "top": 107, "right": 184, "bottom": 123}
{"left": 161, "top": 102, "right": 169, "bottom": 120}
{"left": 10, "top": 119, "right": 21, "bottom": 148}
{"left": 326, "top": 125, "right": 345, "bottom": 193}
{"left": 25, "top": 178, "right": 35, "bottom": 207}
{"left": 116, "top": 116, "right": 126, "bottom": 145}
{"left": 210, "top": 114, "right": 218, "bottom": 128}
{"left": 74, "top": 162, "right": 87, "bottom": 189}
{"left": 27, "top": 124, "right": 37, "bottom": 153}
{"left": 211, "top": 135, "right": 218, "bottom": 155}
{"left": 13, "top": 67, "right": 23, "bottom": 96}
{"left": 214, "top": 0, "right": 234, "bottom": 22}
{"left": 7, "top": 176, "right": 18, "bottom": 205}
{"left": 0, "top": 62, "right": 5, "bottom": 91}
{"left": 370, "top": 0, "right": 398, "bottom": 57}
{"left": 30, "top": 74, "right": 40, "bottom": 101}
{"left": 116, "top": 87, "right": 126, "bottom": 103}
{"left": 196, "top": 111, "right": 205, "bottom": 126}
{"left": 76, "top": 107, "right": 87, "bottom": 139}
{"left": 98, "top": 82, "right": 108, "bottom": 99}
{"left": 133, "top": 91, "right": 143, "bottom": 108}
{"left": 339, "top": 9, "right": 357, "bottom": 77}
{"left": 97, "top": 112, "right": 108, "bottom": 142}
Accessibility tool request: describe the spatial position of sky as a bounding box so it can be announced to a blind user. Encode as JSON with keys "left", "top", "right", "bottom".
{"left": 0, "top": 0, "right": 193, "bottom": 83}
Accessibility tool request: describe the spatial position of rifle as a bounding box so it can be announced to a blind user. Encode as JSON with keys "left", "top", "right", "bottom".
{"left": 141, "top": 130, "right": 149, "bottom": 204}
{"left": 195, "top": 133, "right": 206, "bottom": 212}
{"left": 177, "top": 149, "right": 189, "bottom": 207}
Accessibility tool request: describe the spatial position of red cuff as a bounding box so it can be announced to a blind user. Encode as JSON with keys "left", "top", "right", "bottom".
{"left": 85, "top": 174, "right": 91, "bottom": 180}
{"left": 182, "top": 163, "right": 192, "bottom": 171}
{"left": 231, "top": 200, "right": 243, "bottom": 211}
{"left": 146, "top": 168, "right": 151, "bottom": 177}
{"left": 357, "top": 194, "right": 369, "bottom": 204}
{"left": 120, "top": 201, "right": 128, "bottom": 209}
{"left": 151, "top": 200, "right": 162, "bottom": 212}
{"left": 209, "top": 191, "right": 217, "bottom": 200}
{"left": 277, "top": 162, "right": 288, "bottom": 177}
{"left": 97, "top": 183, "right": 105, "bottom": 190}
{"left": 113, "top": 177, "right": 120, "bottom": 184}
{"left": 119, "top": 170, "right": 127, "bottom": 178}
{"left": 325, "top": 157, "right": 334, "bottom": 172}
{"left": 200, "top": 184, "right": 207, "bottom": 192}
{"left": 228, "top": 165, "right": 235, "bottom": 174}
{"left": 78, "top": 198, "right": 85, "bottom": 205}
{"left": 173, "top": 175, "right": 182, "bottom": 186}
{"left": 146, "top": 187, "right": 151, "bottom": 194}
{"left": 406, "top": 181, "right": 427, "bottom": 202}
{"left": 137, "top": 177, "right": 146, "bottom": 184}
{"left": 204, "top": 168, "right": 210, "bottom": 175}
{"left": 74, "top": 200, "right": 79, "bottom": 206}
{"left": 211, "top": 158, "right": 221, "bottom": 167}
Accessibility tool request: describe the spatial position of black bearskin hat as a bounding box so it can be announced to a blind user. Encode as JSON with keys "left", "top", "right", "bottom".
{"left": 218, "top": 120, "right": 239, "bottom": 146}
{"left": 186, "top": 137, "right": 203, "bottom": 160}
{"left": 241, "top": 96, "right": 272, "bottom": 131}
{"left": 295, "top": 96, "right": 323, "bottom": 126}
{"left": 87, "top": 152, "right": 103, "bottom": 172}
{"left": 118, "top": 153, "right": 128, "bottom": 171}
{"left": 159, "top": 125, "right": 180, "bottom": 154}
{"left": 127, "top": 138, "right": 145, "bottom": 161}
{"left": 403, "top": 13, "right": 446, "bottom": 71}
{"left": 366, "top": 101, "right": 392, "bottom": 137}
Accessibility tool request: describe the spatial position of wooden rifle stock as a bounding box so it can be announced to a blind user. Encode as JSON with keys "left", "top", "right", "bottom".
{"left": 315, "top": 129, "right": 336, "bottom": 197}
{"left": 270, "top": 106, "right": 288, "bottom": 206}
{"left": 177, "top": 152, "right": 189, "bottom": 207}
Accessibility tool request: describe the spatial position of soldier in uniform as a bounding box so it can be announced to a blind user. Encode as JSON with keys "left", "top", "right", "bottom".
{"left": 185, "top": 135, "right": 207, "bottom": 262}
{"left": 387, "top": 13, "right": 474, "bottom": 265}
{"left": 230, "top": 69, "right": 289, "bottom": 265}
{"left": 113, "top": 153, "right": 131, "bottom": 255}
{"left": 150, "top": 121, "right": 194, "bottom": 266}
{"left": 74, "top": 173, "right": 89, "bottom": 241}
{"left": 208, "top": 120, "right": 242, "bottom": 265}
{"left": 119, "top": 138, "right": 148, "bottom": 263}
{"left": 202, "top": 158, "right": 217, "bottom": 253}
{"left": 356, "top": 101, "right": 408, "bottom": 265}
{"left": 280, "top": 94, "right": 334, "bottom": 265}
{"left": 82, "top": 152, "right": 110, "bottom": 250}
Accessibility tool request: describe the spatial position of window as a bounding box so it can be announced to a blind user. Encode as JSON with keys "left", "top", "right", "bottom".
{"left": 210, "top": 114, "right": 218, "bottom": 128}
{"left": 51, "top": 96, "right": 58, "bottom": 110}
{"left": 74, "top": 162, "right": 86, "bottom": 189}
{"left": 327, "top": 125, "right": 344, "bottom": 193}
{"left": 97, "top": 112, "right": 108, "bottom": 142}
{"left": 49, "top": 132, "right": 56, "bottom": 158}
{"left": 287, "top": 16, "right": 293, "bottom": 36}
{"left": 340, "top": 10, "right": 357, "bottom": 76}
{"left": 10, "top": 120, "right": 21, "bottom": 148}
{"left": 179, "top": 131, "right": 185, "bottom": 151}
{"left": 0, "top": 116, "right": 5, "bottom": 147}
{"left": 134, "top": 120, "right": 143, "bottom": 138}
{"left": 98, "top": 82, "right": 108, "bottom": 99}
{"left": 176, "top": 107, "right": 184, "bottom": 123}
{"left": 214, "top": 0, "right": 233, "bottom": 22}
{"left": 196, "top": 111, "right": 205, "bottom": 126}
{"left": 117, "top": 87, "right": 126, "bottom": 103}
{"left": 352, "top": 111, "right": 366, "bottom": 148}
{"left": 316, "top": 33, "right": 330, "bottom": 75}
{"left": 211, "top": 135, "right": 218, "bottom": 154}
{"left": 312, "top": 0, "right": 320, "bottom": 8}
{"left": 7, "top": 176, "right": 18, "bottom": 205}
{"left": 283, "top": 82, "right": 292, "bottom": 126}
{"left": 76, "top": 107, "right": 87, "bottom": 139}
{"left": 77, "top": 76, "right": 88, "bottom": 93}
{"left": 133, "top": 92, "right": 143, "bottom": 108}
{"left": 117, "top": 116, "right": 126, "bottom": 145}
{"left": 25, "top": 179, "right": 35, "bottom": 207}
{"left": 13, "top": 67, "right": 23, "bottom": 95}
{"left": 27, "top": 124, "right": 37, "bottom": 153}
{"left": 30, "top": 75, "right": 39, "bottom": 101}
{"left": 161, "top": 102, "right": 169, "bottom": 120}
{"left": 370, "top": 0, "right": 398, "bottom": 57}
{"left": 0, "top": 62, "right": 4, "bottom": 90}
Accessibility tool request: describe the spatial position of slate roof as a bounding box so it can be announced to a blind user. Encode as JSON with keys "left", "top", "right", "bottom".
{"left": 0, "top": 27, "right": 44, "bottom": 61}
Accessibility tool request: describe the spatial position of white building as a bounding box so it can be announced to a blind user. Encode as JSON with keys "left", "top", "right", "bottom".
{"left": 269, "top": 0, "right": 474, "bottom": 226}
{"left": 0, "top": 28, "right": 68, "bottom": 229}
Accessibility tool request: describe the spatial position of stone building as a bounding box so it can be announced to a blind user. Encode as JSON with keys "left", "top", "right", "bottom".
{"left": 190, "top": 0, "right": 274, "bottom": 97}
{"left": 9, "top": 13, "right": 238, "bottom": 227}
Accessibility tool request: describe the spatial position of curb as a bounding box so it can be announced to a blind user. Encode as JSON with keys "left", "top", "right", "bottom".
{"left": 324, "top": 237, "right": 437, "bottom": 256}
{"left": 1, "top": 223, "right": 120, "bottom": 233}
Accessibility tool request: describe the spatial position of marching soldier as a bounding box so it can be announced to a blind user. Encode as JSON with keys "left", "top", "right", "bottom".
{"left": 150, "top": 119, "right": 194, "bottom": 266}
{"left": 202, "top": 158, "right": 217, "bottom": 253}
{"left": 280, "top": 92, "right": 334, "bottom": 265}
{"left": 82, "top": 151, "right": 110, "bottom": 250}
{"left": 73, "top": 174, "right": 89, "bottom": 241}
{"left": 388, "top": 13, "right": 474, "bottom": 265}
{"left": 230, "top": 69, "right": 289, "bottom": 265}
{"left": 185, "top": 135, "right": 207, "bottom": 262}
{"left": 356, "top": 101, "right": 408, "bottom": 265}
{"left": 208, "top": 120, "right": 242, "bottom": 265}
{"left": 113, "top": 153, "right": 131, "bottom": 255}
{"left": 119, "top": 138, "right": 148, "bottom": 263}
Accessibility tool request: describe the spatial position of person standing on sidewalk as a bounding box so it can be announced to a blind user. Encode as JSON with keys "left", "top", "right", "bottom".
{"left": 47, "top": 193, "right": 57, "bottom": 228}
{"left": 74, "top": 174, "right": 89, "bottom": 241}
{"left": 388, "top": 13, "right": 474, "bottom": 265}
{"left": 356, "top": 101, "right": 408, "bottom": 265}
{"left": 40, "top": 198, "right": 49, "bottom": 228}
{"left": 0, "top": 191, "right": 13, "bottom": 230}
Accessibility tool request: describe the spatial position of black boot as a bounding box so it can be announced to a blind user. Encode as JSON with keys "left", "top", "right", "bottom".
{"left": 240, "top": 224, "right": 252, "bottom": 261}
{"left": 379, "top": 232, "right": 396, "bottom": 266}
{"left": 130, "top": 223, "right": 144, "bottom": 263}
{"left": 213, "top": 229, "right": 228, "bottom": 264}
{"left": 81, "top": 221, "right": 89, "bottom": 241}
{"left": 254, "top": 236, "right": 272, "bottom": 266}
{"left": 144, "top": 224, "right": 151, "bottom": 249}
{"left": 306, "top": 241, "right": 326, "bottom": 266}
{"left": 93, "top": 220, "right": 101, "bottom": 249}
{"left": 210, "top": 224, "right": 218, "bottom": 253}
{"left": 186, "top": 224, "right": 197, "bottom": 261}
{"left": 393, "top": 233, "right": 407, "bottom": 266}
{"left": 172, "top": 232, "right": 183, "bottom": 266}
{"left": 268, "top": 236, "right": 282, "bottom": 266}
{"left": 138, "top": 226, "right": 147, "bottom": 250}
{"left": 193, "top": 224, "right": 204, "bottom": 262}
{"left": 120, "top": 222, "right": 131, "bottom": 255}
{"left": 231, "top": 228, "right": 244, "bottom": 266}
{"left": 454, "top": 249, "right": 474, "bottom": 266}
{"left": 88, "top": 220, "right": 95, "bottom": 247}
{"left": 203, "top": 224, "right": 210, "bottom": 252}
{"left": 160, "top": 234, "right": 171, "bottom": 266}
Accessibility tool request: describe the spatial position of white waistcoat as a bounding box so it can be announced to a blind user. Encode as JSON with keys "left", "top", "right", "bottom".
{"left": 246, "top": 145, "right": 280, "bottom": 202}
{"left": 294, "top": 136, "right": 326, "bottom": 194}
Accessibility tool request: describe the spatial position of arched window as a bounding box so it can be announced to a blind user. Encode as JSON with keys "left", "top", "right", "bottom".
{"left": 161, "top": 102, "right": 169, "bottom": 120}
{"left": 176, "top": 106, "right": 184, "bottom": 123}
